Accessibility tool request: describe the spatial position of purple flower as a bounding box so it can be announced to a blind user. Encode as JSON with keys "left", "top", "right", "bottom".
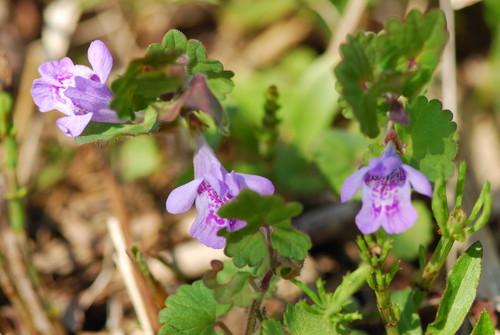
{"left": 341, "top": 144, "right": 432, "bottom": 234}
{"left": 31, "top": 40, "right": 121, "bottom": 137}
{"left": 166, "top": 136, "right": 275, "bottom": 249}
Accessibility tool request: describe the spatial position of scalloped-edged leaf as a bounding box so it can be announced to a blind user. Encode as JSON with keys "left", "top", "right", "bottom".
{"left": 218, "top": 190, "right": 303, "bottom": 226}
{"left": 271, "top": 224, "right": 311, "bottom": 261}
{"left": 377, "top": 10, "right": 448, "bottom": 97}
{"left": 335, "top": 10, "right": 448, "bottom": 138}
{"left": 158, "top": 280, "right": 232, "bottom": 335}
{"left": 396, "top": 96, "right": 457, "bottom": 181}
{"left": 471, "top": 309, "right": 495, "bottom": 335}
{"left": 162, "top": 29, "right": 188, "bottom": 50}
{"left": 219, "top": 227, "right": 269, "bottom": 269}
{"left": 426, "top": 242, "right": 483, "bottom": 335}
{"left": 260, "top": 319, "right": 286, "bottom": 335}
{"left": 335, "top": 32, "right": 383, "bottom": 138}
{"left": 284, "top": 302, "right": 338, "bottom": 335}
{"left": 110, "top": 48, "right": 183, "bottom": 119}
{"left": 75, "top": 107, "right": 160, "bottom": 144}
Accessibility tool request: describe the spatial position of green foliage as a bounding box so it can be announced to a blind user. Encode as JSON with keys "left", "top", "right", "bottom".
{"left": 260, "top": 319, "right": 286, "bottom": 335}
{"left": 158, "top": 280, "right": 232, "bottom": 335}
{"left": 203, "top": 261, "right": 257, "bottom": 307}
{"left": 392, "top": 201, "right": 433, "bottom": 260}
{"left": 270, "top": 222, "right": 311, "bottom": 261}
{"left": 392, "top": 288, "right": 422, "bottom": 335}
{"left": 426, "top": 242, "right": 483, "bottom": 335}
{"left": 396, "top": 97, "right": 457, "bottom": 181}
{"left": 110, "top": 47, "right": 182, "bottom": 119}
{"left": 75, "top": 107, "right": 160, "bottom": 144}
{"left": 335, "top": 10, "right": 448, "bottom": 138}
{"left": 218, "top": 189, "right": 303, "bottom": 227}
{"left": 218, "top": 190, "right": 310, "bottom": 264}
{"left": 284, "top": 302, "right": 340, "bottom": 335}
{"left": 471, "top": 310, "right": 495, "bottom": 335}
{"left": 109, "top": 29, "right": 233, "bottom": 133}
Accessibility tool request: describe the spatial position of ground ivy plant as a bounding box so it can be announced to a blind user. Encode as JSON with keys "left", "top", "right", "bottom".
{"left": 22, "top": 9, "right": 494, "bottom": 335}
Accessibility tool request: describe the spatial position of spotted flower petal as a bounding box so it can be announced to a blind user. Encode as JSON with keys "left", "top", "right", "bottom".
{"left": 166, "top": 135, "right": 275, "bottom": 249}
{"left": 342, "top": 143, "right": 432, "bottom": 235}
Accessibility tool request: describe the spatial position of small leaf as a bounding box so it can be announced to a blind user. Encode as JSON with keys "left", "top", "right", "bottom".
{"left": 271, "top": 225, "right": 311, "bottom": 261}
{"left": 218, "top": 190, "right": 303, "bottom": 226}
{"left": 396, "top": 97, "right": 457, "bottom": 181}
{"left": 158, "top": 280, "right": 232, "bottom": 335}
{"left": 261, "top": 319, "right": 286, "bottom": 335}
{"left": 471, "top": 309, "right": 495, "bottom": 335}
{"left": 162, "top": 29, "right": 188, "bottom": 50}
{"left": 335, "top": 10, "right": 448, "bottom": 138}
{"left": 220, "top": 228, "right": 269, "bottom": 269}
{"left": 426, "top": 242, "right": 483, "bottom": 335}
{"left": 284, "top": 302, "right": 338, "bottom": 335}
{"left": 392, "top": 288, "right": 423, "bottom": 335}
{"left": 75, "top": 107, "right": 160, "bottom": 144}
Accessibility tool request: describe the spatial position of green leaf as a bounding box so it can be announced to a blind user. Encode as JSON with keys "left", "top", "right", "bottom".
{"left": 110, "top": 48, "right": 182, "bottom": 119}
{"left": 221, "top": 228, "right": 269, "bottom": 269}
{"left": 162, "top": 29, "right": 188, "bottom": 50}
{"left": 377, "top": 10, "right": 448, "bottom": 97}
{"left": 75, "top": 107, "right": 160, "bottom": 144}
{"left": 392, "top": 201, "right": 433, "bottom": 260}
{"left": 471, "top": 309, "right": 495, "bottom": 335}
{"left": 260, "top": 319, "right": 286, "bottom": 335}
{"left": 392, "top": 288, "right": 423, "bottom": 335}
{"left": 335, "top": 32, "right": 383, "bottom": 138}
{"left": 284, "top": 302, "right": 338, "bottom": 335}
{"left": 218, "top": 190, "right": 303, "bottom": 226}
{"left": 218, "top": 190, "right": 310, "bottom": 265}
{"left": 158, "top": 280, "right": 232, "bottom": 335}
{"left": 271, "top": 225, "right": 311, "bottom": 261}
{"left": 396, "top": 96, "right": 457, "bottom": 181}
{"left": 426, "top": 242, "right": 483, "bottom": 335}
{"left": 335, "top": 10, "right": 448, "bottom": 138}
{"left": 314, "top": 129, "right": 369, "bottom": 194}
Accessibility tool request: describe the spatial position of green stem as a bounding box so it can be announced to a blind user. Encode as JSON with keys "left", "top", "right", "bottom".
{"left": 244, "top": 226, "right": 275, "bottom": 334}
{"left": 371, "top": 271, "right": 400, "bottom": 335}
{"left": 414, "top": 236, "right": 454, "bottom": 307}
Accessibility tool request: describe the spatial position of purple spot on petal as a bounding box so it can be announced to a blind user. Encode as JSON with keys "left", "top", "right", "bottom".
{"left": 365, "top": 167, "right": 406, "bottom": 219}
{"left": 197, "top": 180, "right": 237, "bottom": 229}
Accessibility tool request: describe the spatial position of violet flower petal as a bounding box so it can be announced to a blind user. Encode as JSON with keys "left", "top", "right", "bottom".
{"left": 235, "top": 172, "right": 275, "bottom": 196}
{"left": 355, "top": 185, "right": 383, "bottom": 234}
{"left": 64, "top": 77, "right": 120, "bottom": 122}
{"left": 166, "top": 178, "right": 203, "bottom": 214}
{"left": 341, "top": 166, "right": 370, "bottom": 202}
{"left": 87, "top": 40, "right": 113, "bottom": 83}
{"left": 403, "top": 164, "right": 433, "bottom": 197}
{"left": 56, "top": 113, "right": 93, "bottom": 137}
{"left": 191, "top": 181, "right": 238, "bottom": 249}
{"left": 381, "top": 182, "right": 418, "bottom": 234}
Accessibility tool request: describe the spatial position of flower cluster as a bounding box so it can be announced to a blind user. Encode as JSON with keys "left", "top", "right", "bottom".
{"left": 166, "top": 136, "right": 274, "bottom": 249}
{"left": 31, "top": 40, "right": 121, "bottom": 137}
{"left": 341, "top": 144, "right": 432, "bottom": 234}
